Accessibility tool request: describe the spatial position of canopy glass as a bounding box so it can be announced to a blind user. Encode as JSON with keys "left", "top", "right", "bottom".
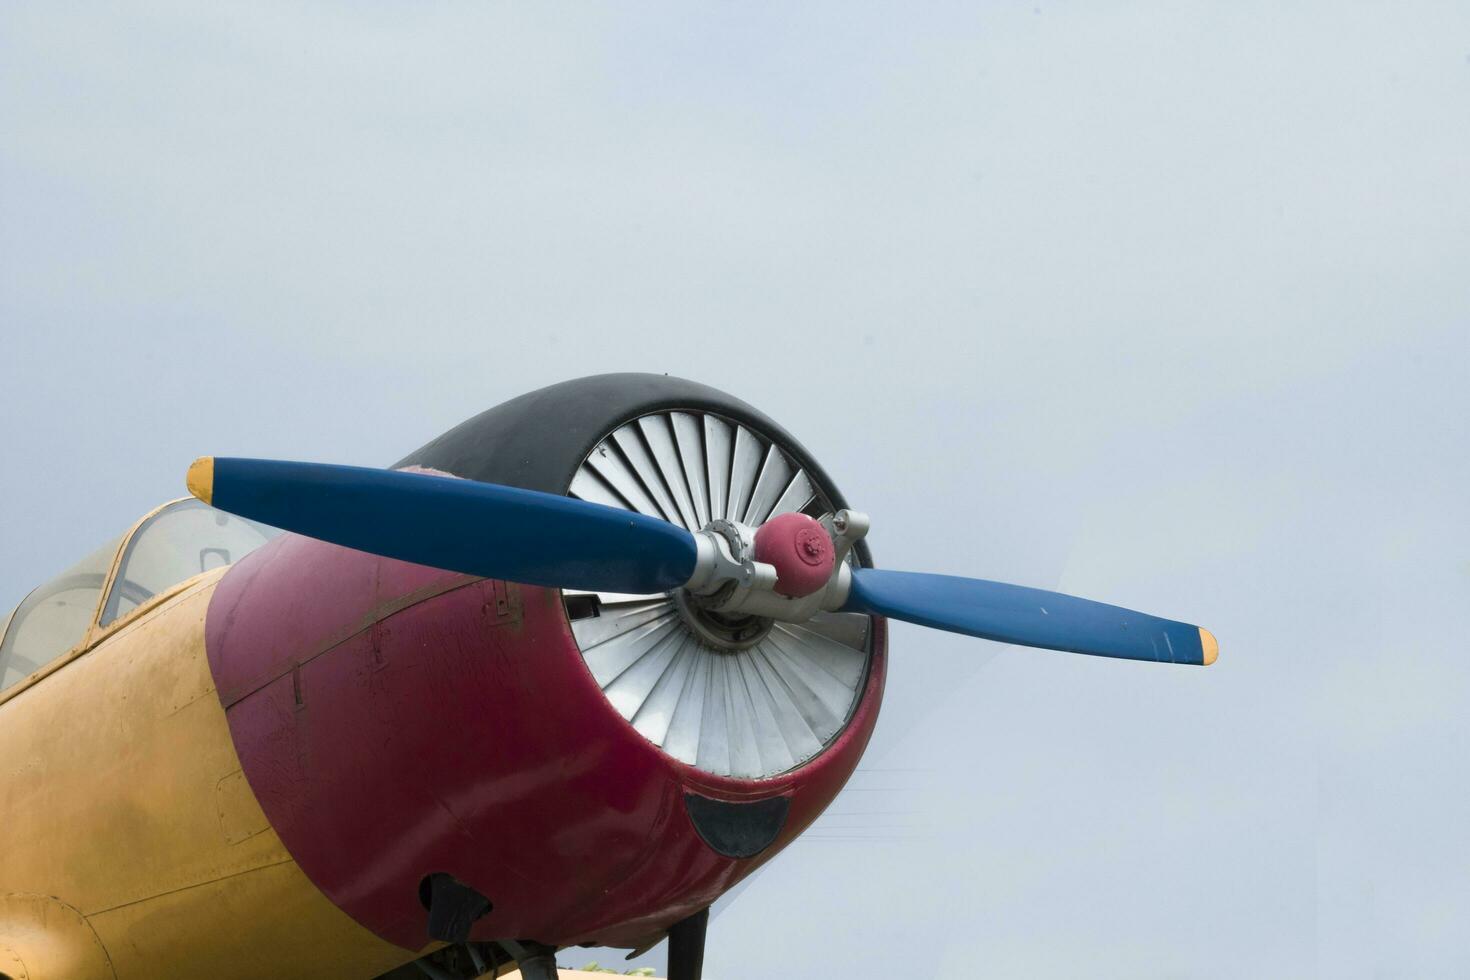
{"left": 0, "top": 499, "right": 279, "bottom": 694}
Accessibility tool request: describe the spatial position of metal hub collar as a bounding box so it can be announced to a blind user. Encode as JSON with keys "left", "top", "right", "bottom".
{"left": 673, "top": 588, "right": 773, "bottom": 651}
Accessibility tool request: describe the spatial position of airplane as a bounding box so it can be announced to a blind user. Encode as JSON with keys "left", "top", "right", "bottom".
{"left": 0, "top": 373, "right": 1217, "bottom": 980}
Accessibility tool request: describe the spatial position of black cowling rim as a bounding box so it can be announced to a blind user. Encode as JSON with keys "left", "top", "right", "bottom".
{"left": 395, "top": 373, "right": 874, "bottom": 568}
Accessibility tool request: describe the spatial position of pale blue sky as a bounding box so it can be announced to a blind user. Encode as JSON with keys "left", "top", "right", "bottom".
{"left": 3, "top": 3, "right": 1468, "bottom": 977}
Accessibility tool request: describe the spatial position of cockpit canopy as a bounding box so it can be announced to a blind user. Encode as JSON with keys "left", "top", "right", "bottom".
{"left": 0, "top": 499, "right": 279, "bottom": 694}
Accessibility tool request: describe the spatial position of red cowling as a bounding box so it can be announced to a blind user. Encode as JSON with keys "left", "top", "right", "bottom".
{"left": 205, "top": 533, "right": 886, "bottom": 952}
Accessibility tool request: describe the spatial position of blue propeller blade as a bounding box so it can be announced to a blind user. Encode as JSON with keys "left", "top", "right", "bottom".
{"left": 187, "top": 457, "right": 698, "bottom": 594}
{"left": 842, "top": 568, "right": 1217, "bottom": 665}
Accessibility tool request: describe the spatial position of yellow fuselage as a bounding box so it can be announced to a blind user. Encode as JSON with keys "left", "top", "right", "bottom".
{"left": 0, "top": 570, "right": 415, "bottom": 979}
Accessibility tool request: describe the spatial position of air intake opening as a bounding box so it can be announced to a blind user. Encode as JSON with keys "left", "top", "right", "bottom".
{"left": 563, "top": 409, "right": 873, "bottom": 780}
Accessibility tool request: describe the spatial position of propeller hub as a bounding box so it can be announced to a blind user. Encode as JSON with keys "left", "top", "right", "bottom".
{"left": 753, "top": 512, "right": 836, "bottom": 597}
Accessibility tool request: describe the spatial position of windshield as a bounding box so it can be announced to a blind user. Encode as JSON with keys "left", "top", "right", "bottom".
{"left": 100, "top": 499, "right": 279, "bottom": 626}
{"left": 0, "top": 499, "right": 281, "bottom": 695}
{"left": 0, "top": 537, "right": 121, "bottom": 692}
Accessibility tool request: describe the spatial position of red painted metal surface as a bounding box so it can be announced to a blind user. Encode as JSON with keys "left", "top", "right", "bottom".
{"left": 206, "top": 534, "right": 887, "bottom": 951}
{"left": 752, "top": 512, "right": 835, "bottom": 597}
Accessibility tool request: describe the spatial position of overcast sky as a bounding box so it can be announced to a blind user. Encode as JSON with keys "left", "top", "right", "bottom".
{"left": 3, "top": 3, "right": 1468, "bottom": 977}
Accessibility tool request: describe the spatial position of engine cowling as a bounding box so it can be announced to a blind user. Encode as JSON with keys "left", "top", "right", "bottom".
{"left": 205, "top": 374, "right": 888, "bottom": 952}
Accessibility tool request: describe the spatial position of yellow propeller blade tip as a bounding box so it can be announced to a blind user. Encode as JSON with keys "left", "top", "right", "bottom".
{"left": 1199, "top": 627, "right": 1219, "bottom": 666}
{"left": 186, "top": 456, "right": 215, "bottom": 505}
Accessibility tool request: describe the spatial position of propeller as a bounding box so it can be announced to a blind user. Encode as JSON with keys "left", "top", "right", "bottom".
{"left": 842, "top": 569, "right": 1216, "bottom": 666}
{"left": 185, "top": 456, "right": 1217, "bottom": 667}
{"left": 184, "top": 457, "right": 696, "bottom": 595}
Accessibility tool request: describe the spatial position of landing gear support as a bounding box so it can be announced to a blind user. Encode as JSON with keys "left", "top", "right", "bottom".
{"left": 667, "top": 907, "right": 709, "bottom": 980}
{"left": 503, "top": 940, "right": 558, "bottom": 980}
{"left": 421, "top": 873, "right": 492, "bottom": 944}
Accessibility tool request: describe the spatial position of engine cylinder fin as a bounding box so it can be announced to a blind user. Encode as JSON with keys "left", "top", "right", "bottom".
{"left": 602, "top": 622, "right": 688, "bottom": 720}
{"left": 639, "top": 414, "right": 701, "bottom": 532}
{"left": 661, "top": 642, "right": 712, "bottom": 763}
{"left": 797, "top": 610, "right": 871, "bottom": 650}
{"left": 771, "top": 622, "right": 868, "bottom": 689}
{"left": 754, "top": 643, "right": 842, "bottom": 739}
{"left": 740, "top": 649, "right": 798, "bottom": 776}
{"left": 611, "top": 426, "right": 685, "bottom": 528}
{"left": 761, "top": 628, "right": 858, "bottom": 735}
{"left": 586, "top": 441, "right": 664, "bottom": 519}
{"left": 743, "top": 444, "right": 796, "bottom": 526}
{"left": 696, "top": 651, "right": 733, "bottom": 775}
{"left": 702, "top": 414, "right": 734, "bottom": 523}
{"left": 630, "top": 634, "right": 698, "bottom": 747}
{"left": 723, "top": 653, "right": 765, "bottom": 778}
{"left": 568, "top": 466, "right": 630, "bottom": 512}
{"left": 726, "top": 426, "right": 764, "bottom": 523}
{"left": 671, "top": 412, "right": 711, "bottom": 528}
{"left": 582, "top": 614, "right": 683, "bottom": 688}
{"left": 769, "top": 467, "right": 817, "bottom": 524}
{"left": 566, "top": 597, "right": 676, "bottom": 650}
{"left": 747, "top": 644, "right": 825, "bottom": 759}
